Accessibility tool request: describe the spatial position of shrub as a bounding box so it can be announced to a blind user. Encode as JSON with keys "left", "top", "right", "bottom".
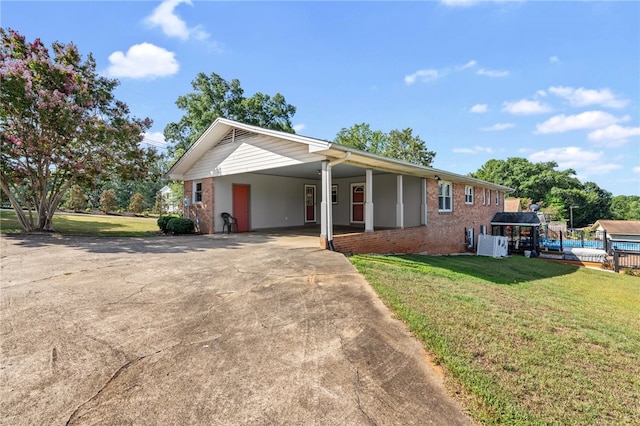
{"left": 128, "top": 192, "right": 145, "bottom": 214}
{"left": 99, "top": 189, "right": 117, "bottom": 214}
{"left": 157, "top": 215, "right": 173, "bottom": 233}
{"left": 166, "top": 218, "right": 194, "bottom": 234}
{"left": 152, "top": 192, "right": 165, "bottom": 214}
{"left": 67, "top": 184, "right": 87, "bottom": 211}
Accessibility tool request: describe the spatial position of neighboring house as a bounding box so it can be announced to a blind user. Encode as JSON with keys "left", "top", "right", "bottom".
{"left": 504, "top": 198, "right": 522, "bottom": 212}
{"left": 167, "top": 118, "right": 513, "bottom": 255}
{"left": 159, "top": 185, "right": 179, "bottom": 213}
{"left": 592, "top": 220, "right": 640, "bottom": 245}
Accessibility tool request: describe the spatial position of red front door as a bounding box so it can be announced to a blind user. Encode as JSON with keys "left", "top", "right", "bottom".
{"left": 233, "top": 184, "right": 250, "bottom": 232}
{"left": 352, "top": 184, "right": 364, "bottom": 223}
{"left": 305, "top": 185, "right": 316, "bottom": 223}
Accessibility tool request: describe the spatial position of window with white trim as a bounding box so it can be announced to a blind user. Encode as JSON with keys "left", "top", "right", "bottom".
{"left": 465, "top": 185, "right": 474, "bottom": 204}
{"left": 482, "top": 188, "right": 486, "bottom": 205}
{"left": 193, "top": 181, "right": 202, "bottom": 203}
{"left": 487, "top": 190, "right": 491, "bottom": 207}
{"left": 495, "top": 190, "right": 500, "bottom": 206}
{"left": 438, "top": 182, "right": 452, "bottom": 212}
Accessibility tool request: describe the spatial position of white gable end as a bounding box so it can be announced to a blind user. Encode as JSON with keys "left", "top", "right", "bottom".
{"left": 183, "top": 130, "right": 326, "bottom": 180}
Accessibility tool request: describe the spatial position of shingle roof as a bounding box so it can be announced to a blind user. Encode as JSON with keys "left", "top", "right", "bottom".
{"left": 593, "top": 220, "right": 640, "bottom": 235}
{"left": 491, "top": 212, "right": 541, "bottom": 226}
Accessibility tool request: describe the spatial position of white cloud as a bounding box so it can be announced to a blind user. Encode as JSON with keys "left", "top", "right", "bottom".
{"left": 503, "top": 99, "right": 552, "bottom": 115}
{"left": 404, "top": 69, "right": 440, "bottom": 85}
{"left": 453, "top": 146, "right": 493, "bottom": 154}
{"left": 535, "top": 111, "right": 629, "bottom": 134}
{"left": 142, "top": 132, "right": 168, "bottom": 148}
{"left": 587, "top": 124, "right": 640, "bottom": 146}
{"left": 549, "top": 56, "right": 559, "bottom": 63}
{"left": 404, "top": 59, "right": 502, "bottom": 86}
{"left": 293, "top": 123, "right": 306, "bottom": 133}
{"left": 440, "top": 0, "right": 479, "bottom": 6}
{"left": 481, "top": 123, "right": 515, "bottom": 131}
{"left": 633, "top": 166, "right": 640, "bottom": 174}
{"left": 470, "top": 104, "right": 488, "bottom": 113}
{"left": 476, "top": 68, "right": 509, "bottom": 78}
{"left": 587, "top": 163, "right": 625, "bottom": 174}
{"left": 458, "top": 60, "right": 477, "bottom": 70}
{"left": 107, "top": 43, "right": 179, "bottom": 79}
{"left": 548, "top": 86, "right": 629, "bottom": 109}
{"left": 528, "top": 146, "right": 622, "bottom": 175}
{"left": 145, "top": 0, "right": 210, "bottom": 41}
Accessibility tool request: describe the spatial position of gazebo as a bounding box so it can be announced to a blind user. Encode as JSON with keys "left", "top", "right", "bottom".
{"left": 491, "top": 212, "right": 541, "bottom": 256}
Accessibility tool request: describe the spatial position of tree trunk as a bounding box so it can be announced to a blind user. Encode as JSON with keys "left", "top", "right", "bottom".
{"left": 40, "top": 179, "right": 75, "bottom": 232}
{"left": 0, "top": 179, "right": 35, "bottom": 232}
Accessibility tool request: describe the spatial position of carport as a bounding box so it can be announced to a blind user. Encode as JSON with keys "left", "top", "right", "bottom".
{"left": 167, "top": 118, "right": 512, "bottom": 254}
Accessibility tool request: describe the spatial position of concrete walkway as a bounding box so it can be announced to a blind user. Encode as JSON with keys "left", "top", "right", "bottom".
{"left": 1, "top": 233, "right": 471, "bottom": 425}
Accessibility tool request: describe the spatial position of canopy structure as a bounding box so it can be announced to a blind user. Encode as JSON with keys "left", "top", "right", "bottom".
{"left": 491, "top": 212, "right": 541, "bottom": 255}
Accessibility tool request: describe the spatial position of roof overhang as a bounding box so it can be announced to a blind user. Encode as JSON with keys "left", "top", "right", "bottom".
{"left": 166, "top": 118, "right": 515, "bottom": 193}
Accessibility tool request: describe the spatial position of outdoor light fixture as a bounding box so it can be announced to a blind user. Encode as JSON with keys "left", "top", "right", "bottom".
{"left": 434, "top": 175, "right": 441, "bottom": 181}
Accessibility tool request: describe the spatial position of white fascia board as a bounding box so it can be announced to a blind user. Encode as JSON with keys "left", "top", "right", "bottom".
{"left": 315, "top": 143, "right": 515, "bottom": 193}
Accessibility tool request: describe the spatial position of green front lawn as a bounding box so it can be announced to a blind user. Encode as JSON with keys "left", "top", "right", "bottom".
{"left": 0, "top": 209, "right": 160, "bottom": 237}
{"left": 350, "top": 254, "right": 639, "bottom": 425}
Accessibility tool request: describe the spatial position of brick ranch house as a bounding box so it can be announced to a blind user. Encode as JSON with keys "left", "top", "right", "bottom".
{"left": 167, "top": 118, "right": 514, "bottom": 254}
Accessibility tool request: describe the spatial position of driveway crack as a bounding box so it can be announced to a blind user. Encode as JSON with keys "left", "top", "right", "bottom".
{"left": 336, "top": 326, "right": 377, "bottom": 426}
{"left": 108, "top": 284, "right": 147, "bottom": 305}
{"left": 65, "top": 342, "right": 180, "bottom": 425}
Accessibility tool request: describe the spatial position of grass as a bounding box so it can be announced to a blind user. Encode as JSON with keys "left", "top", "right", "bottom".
{"left": 0, "top": 209, "right": 160, "bottom": 237}
{"left": 349, "top": 254, "right": 640, "bottom": 425}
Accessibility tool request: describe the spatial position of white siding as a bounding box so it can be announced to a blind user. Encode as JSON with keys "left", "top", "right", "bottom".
{"left": 214, "top": 173, "right": 321, "bottom": 232}
{"left": 330, "top": 177, "right": 357, "bottom": 226}
{"left": 184, "top": 133, "right": 324, "bottom": 181}
{"left": 372, "top": 174, "right": 397, "bottom": 228}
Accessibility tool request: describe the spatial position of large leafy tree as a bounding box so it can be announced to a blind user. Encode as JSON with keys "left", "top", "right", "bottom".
{"left": 1, "top": 28, "right": 158, "bottom": 232}
{"left": 164, "top": 72, "right": 297, "bottom": 158}
{"left": 610, "top": 195, "right": 640, "bottom": 220}
{"left": 470, "top": 157, "right": 581, "bottom": 202}
{"left": 545, "top": 184, "right": 612, "bottom": 228}
{"left": 334, "top": 123, "right": 436, "bottom": 167}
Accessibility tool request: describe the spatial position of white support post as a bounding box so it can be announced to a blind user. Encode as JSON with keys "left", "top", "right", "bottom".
{"left": 320, "top": 160, "right": 329, "bottom": 239}
{"left": 421, "top": 178, "right": 428, "bottom": 226}
{"left": 396, "top": 175, "right": 404, "bottom": 229}
{"left": 365, "top": 168, "right": 374, "bottom": 232}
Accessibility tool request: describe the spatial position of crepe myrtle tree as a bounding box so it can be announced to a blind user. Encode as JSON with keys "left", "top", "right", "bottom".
{"left": 0, "top": 28, "right": 158, "bottom": 232}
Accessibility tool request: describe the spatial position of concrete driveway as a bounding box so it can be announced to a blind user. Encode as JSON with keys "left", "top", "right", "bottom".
{"left": 1, "top": 232, "right": 471, "bottom": 425}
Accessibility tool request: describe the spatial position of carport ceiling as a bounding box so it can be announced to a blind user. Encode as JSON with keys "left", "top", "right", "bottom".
{"left": 252, "top": 162, "right": 388, "bottom": 180}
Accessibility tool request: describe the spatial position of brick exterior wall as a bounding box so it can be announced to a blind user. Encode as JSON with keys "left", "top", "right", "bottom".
{"left": 183, "top": 178, "right": 215, "bottom": 234}
{"left": 329, "top": 181, "right": 503, "bottom": 255}
{"left": 184, "top": 175, "right": 503, "bottom": 253}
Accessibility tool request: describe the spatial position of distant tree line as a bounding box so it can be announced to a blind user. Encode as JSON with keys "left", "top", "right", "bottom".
{"left": 470, "top": 157, "right": 639, "bottom": 227}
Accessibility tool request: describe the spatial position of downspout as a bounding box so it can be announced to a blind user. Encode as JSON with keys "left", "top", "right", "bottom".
{"left": 326, "top": 152, "right": 351, "bottom": 251}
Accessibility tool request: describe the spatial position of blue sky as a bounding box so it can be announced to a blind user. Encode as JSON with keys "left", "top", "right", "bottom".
{"left": 3, "top": 0, "right": 639, "bottom": 196}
